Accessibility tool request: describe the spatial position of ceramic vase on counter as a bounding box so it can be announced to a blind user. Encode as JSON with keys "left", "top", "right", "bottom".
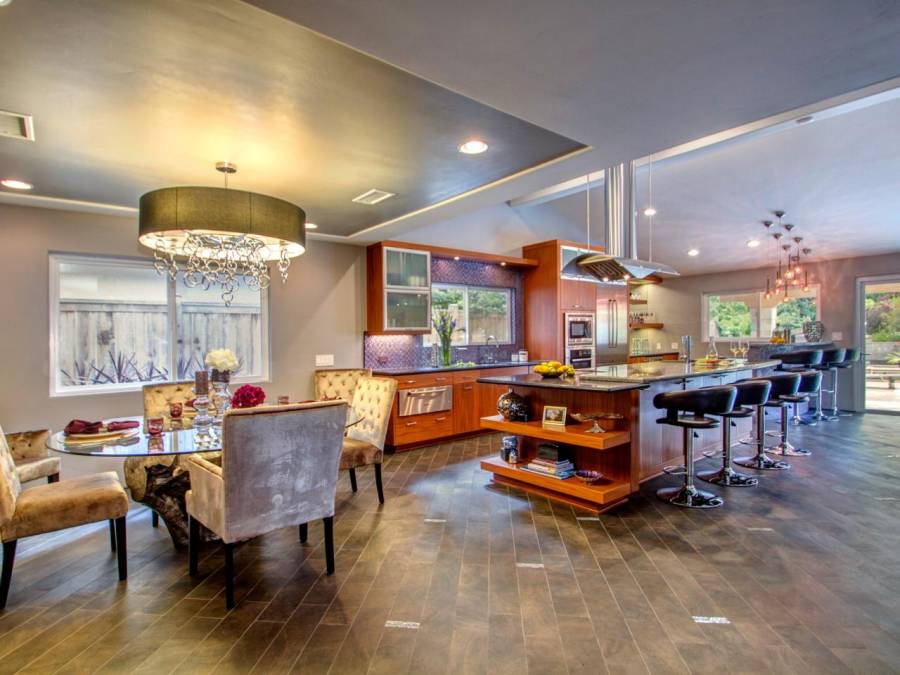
{"left": 497, "top": 389, "right": 528, "bottom": 421}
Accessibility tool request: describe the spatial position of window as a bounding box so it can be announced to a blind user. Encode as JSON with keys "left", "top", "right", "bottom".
{"left": 50, "top": 254, "right": 268, "bottom": 396}
{"left": 702, "top": 286, "right": 819, "bottom": 341}
{"left": 428, "top": 284, "right": 512, "bottom": 345}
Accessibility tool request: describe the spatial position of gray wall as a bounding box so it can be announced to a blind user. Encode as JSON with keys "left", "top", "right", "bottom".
{"left": 649, "top": 252, "right": 900, "bottom": 410}
{"left": 0, "top": 203, "right": 366, "bottom": 476}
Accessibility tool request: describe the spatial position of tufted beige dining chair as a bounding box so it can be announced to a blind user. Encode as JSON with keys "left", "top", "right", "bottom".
{"left": 5, "top": 429, "right": 60, "bottom": 485}
{"left": 314, "top": 368, "right": 372, "bottom": 402}
{"left": 342, "top": 376, "right": 397, "bottom": 504}
{"left": 185, "top": 401, "right": 347, "bottom": 609}
{"left": 129, "top": 381, "right": 216, "bottom": 529}
{"left": 0, "top": 422, "right": 129, "bottom": 608}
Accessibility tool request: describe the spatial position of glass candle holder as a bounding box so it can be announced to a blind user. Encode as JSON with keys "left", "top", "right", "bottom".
{"left": 147, "top": 417, "right": 165, "bottom": 436}
{"left": 278, "top": 395, "right": 290, "bottom": 405}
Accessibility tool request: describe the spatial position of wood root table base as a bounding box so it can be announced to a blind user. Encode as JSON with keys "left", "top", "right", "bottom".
{"left": 489, "top": 474, "right": 629, "bottom": 515}
{"left": 141, "top": 463, "right": 217, "bottom": 549}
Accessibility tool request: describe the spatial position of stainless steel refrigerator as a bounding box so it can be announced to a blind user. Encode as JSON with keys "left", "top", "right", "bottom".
{"left": 595, "top": 285, "right": 629, "bottom": 364}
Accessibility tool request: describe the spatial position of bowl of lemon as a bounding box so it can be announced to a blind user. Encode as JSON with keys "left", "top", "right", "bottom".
{"left": 534, "top": 361, "right": 576, "bottom": 379}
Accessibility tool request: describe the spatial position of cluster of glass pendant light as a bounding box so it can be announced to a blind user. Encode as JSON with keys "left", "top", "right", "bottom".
{"left": 763, "top": 210, "right": 811, "bottom": 303}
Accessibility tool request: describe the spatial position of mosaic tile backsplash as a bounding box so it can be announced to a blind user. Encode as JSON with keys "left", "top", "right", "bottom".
{"left": 364, "top": 256, "right": 525, "bottom": 370}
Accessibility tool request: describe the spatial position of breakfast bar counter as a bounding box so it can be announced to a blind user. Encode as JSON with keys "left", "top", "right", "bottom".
{"left": 477, "top": 360, "right": 779, "bottom": 512}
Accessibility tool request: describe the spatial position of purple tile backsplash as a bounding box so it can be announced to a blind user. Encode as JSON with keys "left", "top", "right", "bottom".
{"left": 364, "top": 256, "right": 525, "bottom": 369}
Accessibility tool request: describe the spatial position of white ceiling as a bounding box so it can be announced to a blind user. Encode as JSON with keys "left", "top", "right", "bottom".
{"left": 519, "top": 95, "right": 900, "bottom": 275}
{"left": 1, "top": 0, "right": 899, "bottom": 268}
{"left": 248, "top": 0, "right": 900, "bottom": 241}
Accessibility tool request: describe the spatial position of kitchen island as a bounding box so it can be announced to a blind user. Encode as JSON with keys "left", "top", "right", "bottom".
{"left": 478, "top": 359, "right": 779, "bottom": 512}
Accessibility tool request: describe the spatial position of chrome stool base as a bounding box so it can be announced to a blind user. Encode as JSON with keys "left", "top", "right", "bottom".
{"left": 770, "top": 442, "right": 811, "bottom": 457}
{"left": 657, "top": 485, "right": 724, "bottom": 508}
{"left": 697, "top": 467, "right": 759, "bottom": 487}
{"left": 734, "top": 453, "right": 790, "bottom": 471}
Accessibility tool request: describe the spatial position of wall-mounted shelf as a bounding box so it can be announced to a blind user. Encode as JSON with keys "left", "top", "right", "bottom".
{"left": 628, "top": 299, "right": 648, "bottom": 305}
{"left": 629, "top": 322, "right": 664, "bottom": 330}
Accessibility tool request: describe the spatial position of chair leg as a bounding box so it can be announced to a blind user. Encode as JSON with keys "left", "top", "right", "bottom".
{"left": 109, "top": 520, "right": 117, "bottom": 552}
{"left": 348, "top": 468, "right": 357, "bottom": 493}
{"left": 1, "top": 540, "right": 16, "bottom": 609}
{"left": 374, "top": 463, "right": 385, "bottom": 504}
{"left": 114, "top": 516, "right": 127, "bottom": 581}
{"left": 223, "top": 543, "right": 235, "bottom": 609}
{"left": 188, "top": 516, "right": 200, "bottom": 576}
{"left": 47, "top": 472, "right": 60, "bottom": 484}
{"left": 151, "top": 511, "right": 159, "bottom": 528}
{"left": 323, "top": 516, "right": 335, "bottom": 575}
{"left": 298, "top": 522, "right": 308, "bottom": 543}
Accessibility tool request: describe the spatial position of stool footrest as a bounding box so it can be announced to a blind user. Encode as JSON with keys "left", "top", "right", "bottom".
{"left": 662, "top": 465, "right": 686, "bottom": 476}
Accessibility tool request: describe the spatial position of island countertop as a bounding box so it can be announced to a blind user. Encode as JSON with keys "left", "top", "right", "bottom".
{"left": 479, "top": 359, "right": 780, "bottom": 388}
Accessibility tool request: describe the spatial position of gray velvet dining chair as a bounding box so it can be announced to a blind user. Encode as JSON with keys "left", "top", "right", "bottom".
{"left": 185, "top": 400, "right": 347, "bottom": 609}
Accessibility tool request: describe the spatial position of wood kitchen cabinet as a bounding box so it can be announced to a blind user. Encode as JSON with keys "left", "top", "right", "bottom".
{"left": 382, "top": 365, "right": 531, "bottom": 449}
{"left": 366, "top": 242, "right": 431, "bottom": 334}
{"left": 560, "top": 278, "right": 597, "bottom": 311}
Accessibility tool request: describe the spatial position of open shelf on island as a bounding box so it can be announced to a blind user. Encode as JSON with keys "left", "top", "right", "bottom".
{"left": 480, "top": 415, "right": 630, "bottom": 451}
{"left": 480, "top": 456, "right": 631, "bottom": 510}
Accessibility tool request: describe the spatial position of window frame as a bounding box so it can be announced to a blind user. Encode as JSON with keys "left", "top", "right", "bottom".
{"left": 49, "top": 252, "right": 270, "bottom": 398}
{"left": 428, "top": 283, "right": 514, "bottom": 347}
{"left": 701, "top": 284, "right": 821, "bottom": 342}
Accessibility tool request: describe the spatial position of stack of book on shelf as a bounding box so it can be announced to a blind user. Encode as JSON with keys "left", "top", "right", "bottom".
{"left": 523, "top": 443, "right": 575, "bottom": 480}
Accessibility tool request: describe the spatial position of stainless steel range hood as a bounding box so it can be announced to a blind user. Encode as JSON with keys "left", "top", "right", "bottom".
{"left": 562, "top": 162, "right": 678, "bottom": 283}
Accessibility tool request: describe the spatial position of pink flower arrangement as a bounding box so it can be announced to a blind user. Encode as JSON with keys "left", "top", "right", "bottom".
{"left": 232, "top": 384, "right": 266, "bottom": 408}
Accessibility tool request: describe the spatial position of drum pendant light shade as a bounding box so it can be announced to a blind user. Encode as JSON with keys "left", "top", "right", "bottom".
{"left": 138, "top": 187, "right": 306, "bottom": 261}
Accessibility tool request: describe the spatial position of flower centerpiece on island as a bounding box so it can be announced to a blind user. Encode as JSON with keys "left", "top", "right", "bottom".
{"left": 205, "top": 348, "right": 240, "bottom": 424}
{"left": 232, "top": 384, "right": 266, "bottom": 409}
{"left": 432, "top": 309, "right": 457, "bottom": 367}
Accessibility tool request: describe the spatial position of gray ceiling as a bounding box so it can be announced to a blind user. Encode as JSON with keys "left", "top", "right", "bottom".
{"left": 0, "top": 0, "right": 584, "bottom": 237}
{"left": 516, "top": 95, "right": 900, "bottom": 275}
{"left": 250, "top": 0, "right": 900, "bottom": 241}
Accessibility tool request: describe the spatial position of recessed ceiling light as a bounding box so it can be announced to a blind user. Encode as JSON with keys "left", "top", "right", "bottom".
{"left": 643, "top": 206, "right": 657, "bottom": 217}
{"left": 687, "top": 248, "right": 700, "bottom": 256}
{"left": 453, "top": 256, "right": 460, "bottom": 261}
{"left": 747, "top": 239, "right": 760, "bottom": 248}
{"left": 795, "top": 115, "right": 814, "bottom": 125}
{"left": 304, "top": 222, "right": 318, "bottom": 230}
{"left": 1, "top": 178, "right": 32, "bottom": 190}
{"left": 458, "top": 139, "right": 488, "bottom": 155}
{"left": 0, "top": 0, "right": 13, "bottom": 8}
{"left": 500, "top": 261, "right": 506, "bottom": 267}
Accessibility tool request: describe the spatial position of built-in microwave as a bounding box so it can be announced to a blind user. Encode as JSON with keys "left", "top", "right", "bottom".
{"left": 564, "top": 312, "right": 594, "bottom": 346}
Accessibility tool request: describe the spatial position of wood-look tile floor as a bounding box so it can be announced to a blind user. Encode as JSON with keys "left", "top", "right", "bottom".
{"left": 1, "top": 414, "right": 899, "bottom": 674}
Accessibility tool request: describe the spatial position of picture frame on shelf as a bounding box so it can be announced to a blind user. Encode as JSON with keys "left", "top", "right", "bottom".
{"left": 541, "top": 405, "right": 567, "bottom": 430}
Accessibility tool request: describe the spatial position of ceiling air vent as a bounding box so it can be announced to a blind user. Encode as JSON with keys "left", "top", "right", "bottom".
{"left": 351, "top": 188, "right": 396, "bottom": 205}
{"left": 0, "top": 110, "right": 35, "bottom": 141}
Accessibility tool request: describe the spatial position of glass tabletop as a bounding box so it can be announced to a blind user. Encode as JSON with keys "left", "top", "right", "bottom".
{"left": 48, "top": 408, "right": 363, "bottom": 457}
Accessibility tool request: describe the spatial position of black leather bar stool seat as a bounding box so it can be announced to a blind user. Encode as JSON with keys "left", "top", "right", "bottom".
{"left": 771, "top": 370, "right": 821, "bottom": 457}
{"left": 734, "top": 372, "right": 800, "bottom": 471}
{"left": 810, "top": 348, "right": 846, "bottom": 422}
{"left": 698, "top": 380, "right": 771, "bottom": 487}
{"left": 654, "top": 385, "right": 737, "bottom": 508}
{"left": 777, "top": 349, "right": 824, "bottom": 373}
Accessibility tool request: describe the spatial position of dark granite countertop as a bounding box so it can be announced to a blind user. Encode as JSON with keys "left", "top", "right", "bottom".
{"left": 373, "top": 360, "right": 541, "bottom": 376}
{"left": 479, "top": 359, "right": 779, "bottom": 390}
{"left": 628, "top": 351, "right": 679, "bottom": 358}
{"left": 477, "top": 373, "right": 648, "bottom": 393}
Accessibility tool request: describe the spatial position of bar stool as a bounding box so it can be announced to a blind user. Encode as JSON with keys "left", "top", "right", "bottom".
{"left": 830, "top": 347, "right": 860, "bottom": 417}
{"left": 776, "top": 349, "right": 823, "bottom": 424}
{"left": 698, "top": 380, "right": 771, "bottom": 487}
{"left": 769, "top": 370, "right": 822, "bottom": 457}
{"left": 734, "top": 372, "right": 800, "bottom": 471}
{"left": 810, "top": 348, "right": 846, "bottom": 422}
{"left": 654, "top": 385, "right": 737, "bottom": 508}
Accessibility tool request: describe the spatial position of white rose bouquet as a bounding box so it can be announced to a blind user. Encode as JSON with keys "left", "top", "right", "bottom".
{"left": 205, "top": 348, "right": 240, "bottom": 374}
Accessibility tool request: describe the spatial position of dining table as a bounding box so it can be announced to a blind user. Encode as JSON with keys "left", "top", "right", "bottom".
{"left": 48, "top": 408, "right": 362, "bottom": 548}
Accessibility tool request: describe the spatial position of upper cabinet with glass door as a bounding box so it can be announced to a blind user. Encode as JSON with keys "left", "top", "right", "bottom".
{"left": 366, "top": 243, "right": 432, "bottom": 333}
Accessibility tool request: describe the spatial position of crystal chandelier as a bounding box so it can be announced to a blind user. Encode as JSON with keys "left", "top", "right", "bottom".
{"left": 762, "top": 210, "right": 812, "bottom": 303}
{"left": 138, "top": 162, "right": 306, "bottom": 305}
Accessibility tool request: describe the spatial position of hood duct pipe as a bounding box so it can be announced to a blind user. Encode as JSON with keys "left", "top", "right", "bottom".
{"left": 563, "top": 161, "right": 679, "bottom": 283}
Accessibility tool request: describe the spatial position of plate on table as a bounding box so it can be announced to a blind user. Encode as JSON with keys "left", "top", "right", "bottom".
{"left": 64, "top": 428, "right": 139, "bottom": 443}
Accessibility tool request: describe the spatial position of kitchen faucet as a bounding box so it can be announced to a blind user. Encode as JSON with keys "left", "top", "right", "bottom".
{"left": 484, "top": 335, "right": 498, "bottom": 363}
